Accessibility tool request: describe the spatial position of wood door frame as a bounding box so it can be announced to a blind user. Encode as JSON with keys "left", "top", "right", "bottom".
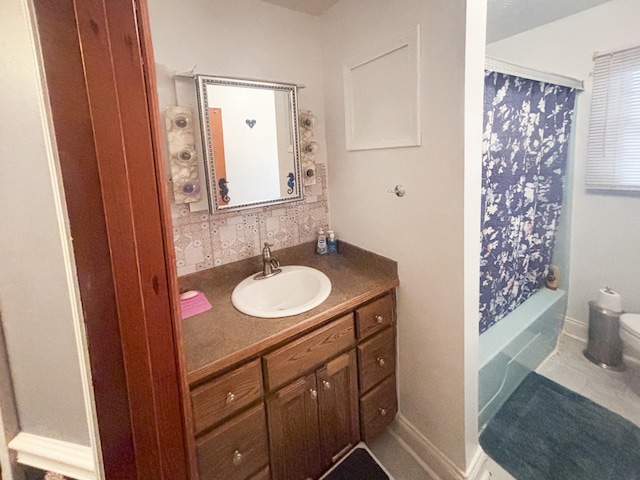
{"left": 32, "top": 0, "right": 191, "bottom": 478}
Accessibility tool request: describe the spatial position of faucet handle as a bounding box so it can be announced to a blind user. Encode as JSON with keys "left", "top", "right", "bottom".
{"left": 262, "top": 242, "right": 273, "bottom": 259}
{"left": 254, "top": 242, "right": 282, "bottom": 279}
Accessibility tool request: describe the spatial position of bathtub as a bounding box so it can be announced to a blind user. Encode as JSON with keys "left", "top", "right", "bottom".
{"left": 478, "top": 288, "right": 567, "bottom": 431}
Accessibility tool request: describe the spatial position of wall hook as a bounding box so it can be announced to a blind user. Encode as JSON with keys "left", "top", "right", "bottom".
{"left": 388, "top": 185, "right": 406, "bottom": 197}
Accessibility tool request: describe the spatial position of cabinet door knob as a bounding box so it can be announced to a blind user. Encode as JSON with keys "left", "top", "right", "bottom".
{"left": 322, "top": 380, "right": 331, "bottom": 390}
{"left": 233, "top": 450, "right": 243, "bottom": 466}
{"left": 379, "top": 408, "right": 387, "bottom": 417}
{"left": 377, "top": 357, "right": 386, "bottom": 367}
{"left": 309, "top": 389, "right": 318, "bottom": 400}
{"left": 226, "top": 392, "right": 236, "bottom": 405}
{"left": 375, "top": 314, "right": 384, "bottom": 324}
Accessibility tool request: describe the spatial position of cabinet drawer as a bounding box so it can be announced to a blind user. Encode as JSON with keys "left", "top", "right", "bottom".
{"left": 357, "top": 327, "right": 395, "bottom": 393}
{"left": 355, "top": 294, "right": 394, "bottom": 340}
{"left": 248, "top": 466, "right": 270, "bottom": 480}
{"left": 264, "top": 314, "right": 355, "bottom": 391}
{"left": 196, "top": 404, "right": 269, "bottom": 480}
{"left": 360, "top": 375, "right": 397, "bottom": 443}
{"left": 191, "top": 359, "right": 263, "bottom": 434}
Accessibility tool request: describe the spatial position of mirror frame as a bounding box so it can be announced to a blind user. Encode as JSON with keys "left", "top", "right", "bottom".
{"left": 195, "top": 75, "right": 303, "bottom": 212}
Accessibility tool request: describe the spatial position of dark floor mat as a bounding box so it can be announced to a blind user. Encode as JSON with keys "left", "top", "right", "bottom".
{"left": 480, "top": 372, "right": 640, "bottom": 480}
{"left": 322, "top": 446, "right": 390, "bottom": 480}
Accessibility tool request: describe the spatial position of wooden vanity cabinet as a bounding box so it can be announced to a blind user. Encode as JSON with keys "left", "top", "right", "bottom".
{"left": 266, "top": 373, "right": 322, "bottom": 480}
{"left": 354, "top": 294, "right": 397, "bottom": 443}
{"left": 266, "top": 351, "right": 360, "bottom": 480}
{"left": 316, "top": 351, "right": 360, "bottom": 468}
{"left": 191, "top": 359, "right": 268, "bottom": 480}
{"left": 195, "top": 403, "right": 270, "bottom": 480}
{"left": 189, "top": 291, "right": 396, "bottom": 480}
{"left": 191, "top": 359, "right": 263, "bottom": 435}
{"left": 264, "top": 315, "right": 359, "bottom": 480}
{"left": 360, "top": 374, "right": 398, "bottom": 442}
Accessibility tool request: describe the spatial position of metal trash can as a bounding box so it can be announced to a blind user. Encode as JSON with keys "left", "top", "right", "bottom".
{"left": 583, "top": 301, "right": 626, "bottom": 371}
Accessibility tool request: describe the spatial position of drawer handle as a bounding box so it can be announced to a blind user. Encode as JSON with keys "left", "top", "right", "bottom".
{"left": 379, "top": 408, "right": 388, "bottom": 417}
{"left": 322, "top": 380, "right": 331, "bottom": 390}
{"left": 233, "top": 450, "right": 243, "bottom": 466}
{"left": 377, "top": 357, "right": 386, "bottom": 367}
{"left": 226, "top": 392, "right": 236, "bottom": 405}
{"left": 309, "top": 389, "right": 318, "bottom": 400}
{"left": 375, "top": 314, "right": 384, "bottom": 324}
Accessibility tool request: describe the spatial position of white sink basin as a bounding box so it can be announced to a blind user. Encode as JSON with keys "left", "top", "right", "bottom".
{"left": 231, "top": 266, "right": 332, "bottom": 318}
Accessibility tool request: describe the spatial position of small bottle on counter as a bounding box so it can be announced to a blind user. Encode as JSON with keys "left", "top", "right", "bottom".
{"left": 316, "top": 228, "right": 327, "bottom": 254}
{"left": 327, "top": 230, "right": 337, "bottom": 255}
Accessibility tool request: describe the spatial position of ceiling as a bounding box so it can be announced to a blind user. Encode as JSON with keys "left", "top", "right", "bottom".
{"left": 486, "top": 0, "right": 614, "bottom": 43}
{"left": 262, "top": 0, "right": 615, "bottom": 43}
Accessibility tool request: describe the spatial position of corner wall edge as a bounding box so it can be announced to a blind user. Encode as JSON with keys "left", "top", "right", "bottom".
{"left": 390, "top": 415, "right": 490, "bottom": 480}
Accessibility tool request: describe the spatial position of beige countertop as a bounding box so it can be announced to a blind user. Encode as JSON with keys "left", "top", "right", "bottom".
{"left": 178, "top": 242, "right": 398, "bottom": 385}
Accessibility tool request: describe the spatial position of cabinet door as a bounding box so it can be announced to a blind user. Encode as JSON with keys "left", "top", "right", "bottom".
{"left": 267, "top": 373, "right": 322, "bottom": 480}
{"left": 317, "top": 350, "right": 360, "bottom": 470}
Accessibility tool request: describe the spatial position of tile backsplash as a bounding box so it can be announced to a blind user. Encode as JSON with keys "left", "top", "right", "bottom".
{"left": 172, "top": 164, "right": 329, "bottom": 276}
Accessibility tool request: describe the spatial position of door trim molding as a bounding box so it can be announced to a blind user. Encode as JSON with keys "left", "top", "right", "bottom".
{"left": 32, "top": 0, "right": 191, "bottom": 477}
{"left": 9, "top": 433, "right": 95, "bottom": 480}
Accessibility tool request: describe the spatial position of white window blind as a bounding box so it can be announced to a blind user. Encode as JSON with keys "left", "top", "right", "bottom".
{"left": 586, "top": 45, "right": 640, "bottom": 191}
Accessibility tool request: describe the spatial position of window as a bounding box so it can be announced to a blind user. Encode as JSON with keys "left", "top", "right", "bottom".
{"left": 586, "top": 45, "right": 640, "bottom": 191}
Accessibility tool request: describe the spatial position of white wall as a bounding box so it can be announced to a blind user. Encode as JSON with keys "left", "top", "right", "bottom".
{"left": 321, "top": 0, "right": 484, "bottom": 472}
{"left": 0, "top": 0, "right": 95, "bottom": 458}
{"left": 487, "top": 0, "right": 640, "bottom": 332}
{"left": 148, "top": 0, "right": 327, "bottom": 168}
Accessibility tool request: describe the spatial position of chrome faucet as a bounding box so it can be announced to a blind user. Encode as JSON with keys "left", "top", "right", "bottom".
{"left": 254, "top": 242, "right": 282, "bottom": 280}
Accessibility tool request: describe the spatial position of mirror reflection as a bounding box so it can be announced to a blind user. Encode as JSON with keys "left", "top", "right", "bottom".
{"left": 196, "top": 76, "right": 303, "bottom": 211}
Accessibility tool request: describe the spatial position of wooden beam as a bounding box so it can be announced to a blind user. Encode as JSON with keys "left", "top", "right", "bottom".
{"left": 32, "top": 0, "right": 190, "bottom": 477}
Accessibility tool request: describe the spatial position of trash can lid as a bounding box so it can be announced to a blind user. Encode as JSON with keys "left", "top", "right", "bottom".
{"left": 620, "top": 313, "right": 640, "bottom": 334}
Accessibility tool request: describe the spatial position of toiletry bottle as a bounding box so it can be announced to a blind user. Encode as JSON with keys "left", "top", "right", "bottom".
{"left": 327, "top": 230, "right": 337, "bottom": 255}
{"left": 316, "top": 228, "right": 327, "bottom": 254}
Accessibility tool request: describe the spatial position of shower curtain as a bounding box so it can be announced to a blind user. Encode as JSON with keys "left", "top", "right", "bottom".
{"left": 479, "top": 71, "right": 576, "bottom": 334}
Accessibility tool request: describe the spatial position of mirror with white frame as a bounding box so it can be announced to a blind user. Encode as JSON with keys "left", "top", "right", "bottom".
{"left": 195, "top": 75, "right": 303, "bottom": 212}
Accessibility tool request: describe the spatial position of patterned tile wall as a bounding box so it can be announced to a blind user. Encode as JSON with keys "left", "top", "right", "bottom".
{"left": 172, "top": 164, "right": 329, "bottom": 276}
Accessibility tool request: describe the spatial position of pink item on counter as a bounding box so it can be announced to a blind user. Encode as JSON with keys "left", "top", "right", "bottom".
{"left": 180, "top": 290, "right": 212, "bottom": 319}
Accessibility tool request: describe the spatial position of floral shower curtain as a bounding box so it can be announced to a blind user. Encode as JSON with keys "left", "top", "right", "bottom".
{"left": 479, "top": 71, "right": 576, "bottom": 334}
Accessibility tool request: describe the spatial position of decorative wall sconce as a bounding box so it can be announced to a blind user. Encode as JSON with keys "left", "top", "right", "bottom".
{"left": 300, "top": 111, "right": 317, "bottom": 129}
{"left": 299, "top": 110, "right": 317, "bottom": 186}
{"left": 166, "top": 106, "right": 202, "bottom": 204}
{"left": 302, "top": 141, "right": 319, "bottom": 154}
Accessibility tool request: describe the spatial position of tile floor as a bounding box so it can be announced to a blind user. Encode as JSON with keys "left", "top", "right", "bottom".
{"left": 537, "top": 334, "right": 640, "bottom": 427}
{"left": 371, "top": 334, "right": 640, "bottom": 480}
{"left": 369, "top": 432, "right": 435, "bottom": 479}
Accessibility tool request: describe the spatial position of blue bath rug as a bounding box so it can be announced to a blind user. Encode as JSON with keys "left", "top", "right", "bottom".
{"left": 480, "top": 372, "right": 640, "bottom": 480}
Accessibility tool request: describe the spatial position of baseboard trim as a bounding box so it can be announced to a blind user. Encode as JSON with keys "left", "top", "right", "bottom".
{"left": 563, "top": 316, "right": 588, "bottom": 343}
{"left": 390, "top": 414, "right": 489, "bottom": 480}
{"left": 8, "top": 432, "right": 95, "bottom": 480}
